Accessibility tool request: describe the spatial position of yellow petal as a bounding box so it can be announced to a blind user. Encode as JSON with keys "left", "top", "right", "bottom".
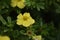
{"left": 0, "top": 36, "right": 10, "bottom": 40}
{"left": 28, "top": 18, "right": 35, "bottom": 24}
{"left": 16, "top": 19, "right": 23, "bottom": 25}
{"left": 11, "top": 0, "right": 18, "bottom": 7}
{"left": 17, "top": 13, "right": 23, "bottom": 19}
{"left": 11, "top": 2, "right": 17, "bottom": 7}
{"left": 32, "top": 35, "right": 42, "bottom": 40}
{"left": 25, "top": 17, "right": 35, "bottom": 25}
{"left": 17, "top": 1, "right": 25, "bottom": 9}
{"left": 22, "top": 21, "right": 31, "bottom": 27}
{"left": 21, "top": 0, "right": 25, "bottom": 2}
{"left": 17, "top": 13, "right": 23, "bottom": 25}
{"left": 23, "top": 12, "right": 30, "bottom": 17}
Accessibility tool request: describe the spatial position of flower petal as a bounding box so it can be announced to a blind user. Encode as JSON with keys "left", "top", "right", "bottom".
{"left": 27, "top": 18, "right": 35, "bottom": 25}
{"left": 21, "top": 0, "right": 25, "bottom": 2}
{"left": 16, "top": 19, "right": 23, "bottom": 25}
{"left": 32, "top": 35, "right": 42, "bottom": 40}
{"left": 23, "top": 12, "right": 30, "bottom": 17}
{"left": 31, "top": 18, "right": 35, "bottom": 24}
{"left": 0, "top": 36, "right": 10, "bottom": 40}
{"left": 17, "top": 1, "right": 25, "bottom": 9}
{"left": 17, "top": 13, "right": 23, "bottom": 19}
{"left": 11, "top": 0, "right": 18, "bottom": 7}
{"left": 22, "top": 21, "right": 31, "bottom": 27}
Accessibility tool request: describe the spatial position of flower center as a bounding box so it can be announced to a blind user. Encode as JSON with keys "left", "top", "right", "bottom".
{"left": 23, "top": 16, "right": 28, "bottom": 21}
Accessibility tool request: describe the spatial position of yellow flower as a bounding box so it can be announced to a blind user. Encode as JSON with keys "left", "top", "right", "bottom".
{"left": 11, "top": 0, "right": 25, "bottom": 9}
{"left": 0, "top": 36, "right": 10, "bottom": 40}
{"left": 32, "top": 35, "right": 42, "bottom": 40}
{"left": 16, "top": 12, "right": 35, "bottom": 27}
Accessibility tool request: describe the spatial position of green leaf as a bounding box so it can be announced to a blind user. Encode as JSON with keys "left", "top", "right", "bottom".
{"left": 0, "top": 15, "right": 7, "bottom": 25}
{"left": 7, "top": 16, "right": 14, "bottom": 27}
{"left": 7, "top": 16, "right": 12, "bottom": 24}
{"left": 55, "top": 3, "right": 60, "bottom": 13}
